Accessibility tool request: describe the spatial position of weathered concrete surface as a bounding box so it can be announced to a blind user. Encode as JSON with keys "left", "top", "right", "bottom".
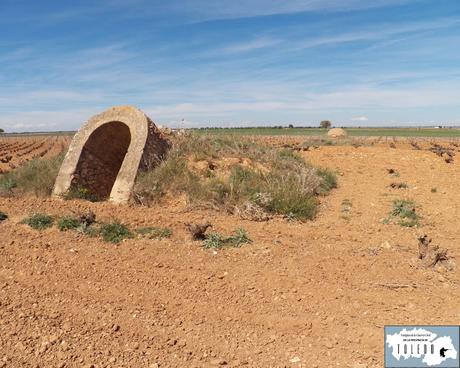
{"left": 53, "top": 106, "right": 169, "bottom": 203}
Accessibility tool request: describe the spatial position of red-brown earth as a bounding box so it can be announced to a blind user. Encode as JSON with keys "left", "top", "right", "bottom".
{"left": 1, "top": 137, "right": 459, "bottom": 367}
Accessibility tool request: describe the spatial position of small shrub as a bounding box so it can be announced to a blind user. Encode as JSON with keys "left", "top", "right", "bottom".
{"left": 0, "top": 154, "right": 64, "bottom": 196}
{"left": 316, "top": 168, "right": 338, "bottom": 194}
{"left": 262, "top": 188, "right": 318, "bottom": 220}
{"left": 22, "top": 213, "right": 54, "bottom": 230}
{"left": 100, "top": 222, "right": 133, "bottom": 244}
{"left": 134, "top": 134, "right": 336, "bottom": 221}
{"left": 57, "top": 216, "right": 80, "bottom": 231}
{"left": 134, "top": 155, "right": 200, "bottom": 203}
{"left": 431, "top": 187, "right": 437, "bottom": 193}
{"left": 202, "top": 232, "right": 225, "bottom": 249}
{"left": 203, "top": 228, "right": 252, "bottom": 249}
{"left": 388, "top": 199, "right": 420, "bottom": 227}
{"left": 227, "top": 228, "right": 252, "bottom": 247}
{"left": 277, "top": 149, "right": 303, "bottom": 163}
{"left": 136, "top": 226, "right": 172, "bottom": 240}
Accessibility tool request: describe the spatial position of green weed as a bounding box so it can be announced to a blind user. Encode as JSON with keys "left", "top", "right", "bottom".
{"left": 57, "top": 216, "right": 81, "bottom": 231}
{"left": 203, "top": 228, "right": 252, "bottom": 249}
{"left": 135, "top": 226, "right": 172, "bottom": 240}
{"left": 100, "top": 222, "right": 134, "bottom": 244}
{"left": 389, "top": 199, "right": 421, "bottom": 227}
{"left": 22, "top": 213, "right": 54, "bottom": 230}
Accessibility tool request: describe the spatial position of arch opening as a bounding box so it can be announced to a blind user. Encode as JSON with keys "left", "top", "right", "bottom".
{"left": 71, "top": 121, "right": 131, "bottom": 200}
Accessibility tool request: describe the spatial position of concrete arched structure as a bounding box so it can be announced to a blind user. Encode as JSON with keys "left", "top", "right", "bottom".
{"left": 53, "top": 106, "right": 170, "bottom": 203}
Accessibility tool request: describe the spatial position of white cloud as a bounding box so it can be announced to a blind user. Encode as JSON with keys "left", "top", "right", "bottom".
{"left": 0, "top": 108, "right": 98, "bottom": 132}
{"left": 351, "top": 116, "right": 369, "bottom": 122}
{"left": 294, "top": 17, "right": 460, "bottom": 50}
{"left": 146, "top": 84, "right": 460, "bottom": 118}
{"left": 208, "top": 37, "right": 281, "bottom": 56}
{"left": 159, "top": 0, "right": 422, "bottom": 21}
{"left": 61, "top": 0, "right": 422, "bottom": 24}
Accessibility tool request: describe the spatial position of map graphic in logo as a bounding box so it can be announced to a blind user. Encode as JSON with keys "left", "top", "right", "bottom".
{"left": 385, "top": 326, "right": 460, "bottom": 368}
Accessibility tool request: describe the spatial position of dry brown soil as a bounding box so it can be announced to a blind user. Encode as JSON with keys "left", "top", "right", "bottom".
{"left": 0, "top": 136, "right": 71, "bottom": 174}
{"left": 1, "top": 139, "right": 460, "bottom": 367}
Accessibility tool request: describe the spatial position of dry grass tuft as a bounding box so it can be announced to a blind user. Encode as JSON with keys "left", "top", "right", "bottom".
{"left": 0, "top": 153, "right": 64, "bottom": 196}
{"left": 134, "top": 134, "right": 336, "bottom": 221}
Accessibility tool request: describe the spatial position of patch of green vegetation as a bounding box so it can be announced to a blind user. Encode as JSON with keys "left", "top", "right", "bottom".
{"left": 100, "top": 222, "right": 134, "bottom": 244}
{"left": 63, "top": 187, "right": 100, "bottom": 202}
{"left": 277, "top": 148, "right": 304, "bottom": 163}
{"left": 388, "top": 199, "right": 421, "bottom": 227}
{"left": 21, "top": 213, "right": 54, "bottom": 230}
{"left": 260, "top": 186, "right": 318, "bottom": 220}
{"left": 0, "top": 178, "right": 17, "bottom": 191}
{"left": 227, "top": 228, "right": 252, "bottom": 247}
{"left": 0, "top": 211, "right": 8, "bottom": 221}
{"left": 316, "top": 168, "right": 338, "bottom": 194}
{"left": 136, "top": 226, "right": 172, "bottom": 240}
{"left": 57, "top": 216, "right": 80, "bottom": 231}
{"left": 202, "top": 228, "right": 252, "bottom": 249}
{"left": 0, "top": 154, "right": 64, "bottom": 196}
{"left": 202, "top": 232, "right": 226, "bottom": 249}
{"left": 134, "top": 135, "right": 336, "bottom": 221}
{"left": 78, "top": 225, "right": 100, "bottom": 237}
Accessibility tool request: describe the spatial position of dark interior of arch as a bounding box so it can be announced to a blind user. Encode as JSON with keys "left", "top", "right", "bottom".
{"left": 71, "top": 121, "right": 131, "bottom": 200}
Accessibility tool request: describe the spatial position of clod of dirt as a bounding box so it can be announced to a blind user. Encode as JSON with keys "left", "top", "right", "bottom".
{"left": 79, "top": 210, "right": 96, "bottom": 227}
{"left": 0, "top": 211, "right": 8, "bottom": 222}
{"left": 417, "top": 235, "right": 452, "bottom": 268}
{"left": 386, "top": 168, "right": 401, "bottom": 178}
{"left": 389, "top": 182, "right": 408, "bottom": 189}
{"left": 389, "top": 143, "right": 396, "bottom": 149}
{"left": 0, "top": 155, "right": 12, "bottom": 163}
{"left": 186, "top": 222, "right": 212, "bottom": 240}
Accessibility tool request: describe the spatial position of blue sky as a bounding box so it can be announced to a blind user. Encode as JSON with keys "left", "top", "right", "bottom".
{"left": 1, "top": 0, "right": 460, "bottom": 131}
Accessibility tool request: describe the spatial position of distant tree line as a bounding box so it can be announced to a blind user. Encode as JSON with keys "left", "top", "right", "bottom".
{"left": 196, "top": 121, "right": 335, "bottom": 129}
{"left": 0, "top": 128, "right": 4, "bottom": 133}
